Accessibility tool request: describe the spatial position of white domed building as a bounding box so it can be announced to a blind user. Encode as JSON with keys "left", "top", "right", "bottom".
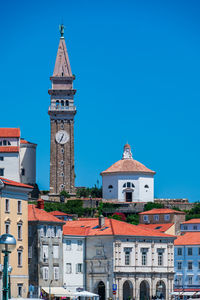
{"left": 101, "top": 144, "right": 155, "bottom": 203}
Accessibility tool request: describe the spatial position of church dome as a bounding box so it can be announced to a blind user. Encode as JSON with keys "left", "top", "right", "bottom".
{"left": 101, "top": 144, "right": 155, "bottom": 175}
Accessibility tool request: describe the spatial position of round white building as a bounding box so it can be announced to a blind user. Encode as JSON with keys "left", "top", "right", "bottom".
{"left": 101, "top": 144, "right": 155, "bottom": 203}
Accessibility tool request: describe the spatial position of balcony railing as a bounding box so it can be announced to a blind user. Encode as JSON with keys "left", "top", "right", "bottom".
{"left": 48, "top": 105, "right": 76, "bottom": 112}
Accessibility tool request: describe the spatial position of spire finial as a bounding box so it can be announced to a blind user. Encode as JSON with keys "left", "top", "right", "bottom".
{"left": 59, "top": 24, "right": 65, "bottom": 39}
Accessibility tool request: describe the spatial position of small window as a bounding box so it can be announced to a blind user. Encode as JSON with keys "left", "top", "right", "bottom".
{"left": 158, "top": 252, "right": 163, "bottom": 266}
{"left": 56, "top": 100, "right": 59, "bottom": 108}
{"left": 123, "top": 183, "right": 126, "bottom": 188}
{"left": 61, "top": 172, "right": 64, "bottom": 177}
{"left": 0, "top": 168, "right": 4, "bottom": 176}
{"left": 144, "top": 185, "right": 149, "bottom": 188}
{"left": 61, "top": 160, "right": 64, "bottom": 165}
{"left": 177, "top": 248, "right": 182, "bottom": 256}
{"left": 125, "top": 251, "right": 130, "bottom": 265}
{"left": 61, "top": 148, "right": 64, "bottom": 154}
{"left": 53, "top": 245, "right": 59, "bottom": 259}
{"left": 143, "top": 215, "right": 149, "bottom": 222}
{"left": 3, "top": 140, "right": 7, "bottom": 146}
{"left": 61, "top": 100, "right": 64, "bottom": 107}
{"left": 17, "top": 201, "right": 22, "bottom": 214}
{"left": 66, "top": 263, "right": 72, "bottom": 274}
{"left": 132, "top": 183, "right": 135, "bottom": 188}
{"left": 5, "top": 199, "right": 9, "bottom": 213}
{"left": 127, "top": 182, "right": 131, "bottom": 188}
{"left": 198, "top": 248, "right": 200, "bottom": 255}
{"left": 164, "top": 214, "right": 170, "bottom": 221}
{"left": 43, "top": 267, "right": 49, "bottom": 280}
{"left": 188, "top": 248, "right": 193, "bottom": 256}
{"left": 0, "top": 157, "right": 4, "bottom": 161}
{"left": 198, "top": 262, "right": 200, "bottom": 270}
{"left": 21, "top": 168, "right": 25, "bottom": 176}
{"left": 177, "top": 261, "right": 182, "bottom": 270}
{"left": 66, "top": 100, "right": 69, "bottom": 106}
{"left": 18, "top": 251, "right": 22, "bottom": 267}
{"left": 188, "top": 261, "right": 193, "bottom": 270}
{"left": 154, "top": 215, "right": 159, "bottom": 221}
{"left": 54, "top": 267, "right": 59, "bottom": 280}
{"left": 142, "top": 252, "right": 147, "bottom": 266}
{"left": 108, "top": 185, "right": 113, "bottom": 189}
{"left": 193, "top": 225, "right": 197, "bottom": 230}
{"left": 66, "top": 240, "right": 71, "bottom": 250}
{"left": 18, "top": 225, "right": 22, "bottom": 240}
{"left": 183, "top": 225, "right": 188, "bottom": 230}
{"left": 76, "top": 263, "right": 83, "bottom": 273}
{"left": 188, "top": 276, "right": 193, "bottom": 285}
{"left": 5, "top": 223, "right": 10, "bottom": 234}
{"left": 77, "top": 240, "right": 83, "bottom": 251}
{"left": 0, "top": 141, "right": 2, "bottom": 146}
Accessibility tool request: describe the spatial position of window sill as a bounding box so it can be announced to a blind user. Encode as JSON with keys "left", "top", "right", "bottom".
{"left": 5, "top": 211, "right": 10, "bottom": 214}
{"left": 17, "top": 212, "right": 22, "bottom": 215}
{"left": 18, "top": 239, "right": 23, "bottom": 241}
{"left": 17, "top": 265, "right": 22, "bottom": 268}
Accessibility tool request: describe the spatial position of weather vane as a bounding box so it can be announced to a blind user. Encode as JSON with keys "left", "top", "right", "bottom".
{"left": 59, "top": 24, "right": 65, "bottom": 38}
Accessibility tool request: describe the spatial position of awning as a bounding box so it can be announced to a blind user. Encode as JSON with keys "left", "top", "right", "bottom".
{"left": 74, "top": 291, "right": 99, "bottom": 297}
{"left": 42, "top": 287, "right": 73, "bottom": 297}
{"left": 171, "top": 292, "right": 184, "bottom": 296}
{"left": 182, "top": 292, "right": 197, "bottom": 296}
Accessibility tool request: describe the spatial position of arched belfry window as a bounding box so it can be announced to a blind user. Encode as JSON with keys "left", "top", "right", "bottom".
{"left": 61, "top": 100, "right": 64, "bottom": 107}
{"left": 108, "top": 185, "right": 113, "bottom": 189}
{"left": 56, "top": 100, "right": 59, "bottom": 108}
{"left": 66, "top": 100, "right": 69, "bottom": 106}
{"left": 123, "top": 182, "right": 135, "bottom": 188}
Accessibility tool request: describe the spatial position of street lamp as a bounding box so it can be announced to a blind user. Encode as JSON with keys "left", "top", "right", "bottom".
{"left": 0, "top": 234, "right": 16, "bottom": 300}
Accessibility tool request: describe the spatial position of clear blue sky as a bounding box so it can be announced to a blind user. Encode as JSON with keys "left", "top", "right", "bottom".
{"left": 0, "top": 0, "right": 200, "bottom": 201}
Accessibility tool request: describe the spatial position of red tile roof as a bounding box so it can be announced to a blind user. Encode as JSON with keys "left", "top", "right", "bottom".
{"left": 182, "top": 219, "right": 200, "bottom": 224}
{"left": 139, "top": 208, "right": 185, "bottom": 215}
{"left": 0, "top": 177, "right": 33, "bottom": 189}
{"left": 101, "top": 159, "right": 155, "bottom": 175}
{"left": 20, "top": 139, "right": 37, "bottom": 146}
{"left": 0, "top": 146, "right": 19, "bottom": 153}
{"left": 28, "top": 205, "right": 65, "bottom": 223}
{"left": 138, "top": 223, "right": 174, "bottom": 233}
{"left": 63, "top": 218, "right": 175, "bottom": 238}
{"left": 49, "top": 211, "right": 73, "bottom": 216}
{"left": 175, "top": 232, "right": 200, "bottom": 245}
{"left": 0, "top": 128, "right": 20, "bottom": 138}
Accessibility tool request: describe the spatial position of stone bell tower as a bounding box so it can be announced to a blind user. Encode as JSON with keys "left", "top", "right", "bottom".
{"left": 48, "top": 25, "right": 76, "bottom": 200}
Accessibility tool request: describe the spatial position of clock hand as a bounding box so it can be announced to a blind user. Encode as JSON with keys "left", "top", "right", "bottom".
{"left": 60, "top": 134, "right": 64, "bottom": 142}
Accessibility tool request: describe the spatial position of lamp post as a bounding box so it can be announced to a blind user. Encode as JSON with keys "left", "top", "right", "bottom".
{"left": 0, "top": 234, "right": 16, "bottom": 300}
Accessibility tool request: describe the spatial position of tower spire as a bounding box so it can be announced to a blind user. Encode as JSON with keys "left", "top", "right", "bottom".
{"left": 53, "top": 25, "right": 72, "bottom": 77}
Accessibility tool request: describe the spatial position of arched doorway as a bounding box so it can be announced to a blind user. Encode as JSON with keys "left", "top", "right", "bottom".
{"left": 156, "top": 280, "right": 166, "bottom": 299}
{"left": 97, "top": 281, "right": 105, "bottom": 300}
{"left": 140, "top": 280, "right": 150, "bottom": 300}
{"left": 123, "top": 280, "right": 133, "bottom": 300}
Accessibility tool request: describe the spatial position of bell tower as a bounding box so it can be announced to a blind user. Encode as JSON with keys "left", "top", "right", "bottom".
{"left": 48, "top": 25, "right": 76, "bottom": 200}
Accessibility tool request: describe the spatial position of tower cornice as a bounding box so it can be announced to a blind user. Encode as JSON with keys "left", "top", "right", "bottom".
{"left": 48, "top": 89, "right": 76, "bottom": 96}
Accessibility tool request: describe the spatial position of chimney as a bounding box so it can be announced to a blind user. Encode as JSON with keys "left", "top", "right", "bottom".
{"left": 37, "top": 198, "right": 44, "bottom": 209}
{"left": 99, "top": 215, "right": 105, "bottom": 228}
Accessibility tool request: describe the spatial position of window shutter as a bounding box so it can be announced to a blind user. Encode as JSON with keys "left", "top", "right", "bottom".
{"left": 40, "top": 227, "right": 44, "bottom": 237}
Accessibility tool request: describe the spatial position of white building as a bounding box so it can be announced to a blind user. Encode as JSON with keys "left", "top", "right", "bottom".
{"left": 101, "top": 144, "right": 155, "bottom": 203}
{"left": 63, "top": 217, "right": 175, "bottom": 300}
{"left": 63, "top": 224, "right": 86, "bottom": 292}
{"left": 0, "top": 128, "right": 37, "bottom": 185}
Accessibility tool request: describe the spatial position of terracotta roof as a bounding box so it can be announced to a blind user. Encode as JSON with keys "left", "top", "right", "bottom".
{"left": 139, "top": 208, "right": 185, "bottom": 215}
{"left": 175, "top": 232, "right": 200, "bottom": 245}
{"left": 49, "top": 211, "right": 73, "bottom": 216}
{"left": 138, "top": 223, "right": 174, "bottom": 233}
{"left": 0, "top": 128, "right": 20, "bottom": 138}
{"left": 0, "top": 146, "right": 19, "bottom": 153}
{"left": 20, "top": 139, "right": 37, "bottom": 146}
{"left": 182, "top": 219, "right": 200, "bottom": 224}
{"left": 0, "top": 177, "right": 33, "bottom": 189}
{"left": 63, "top": 218, "right": 175, "bottom": 238}
{"left": 28, "top": 205, "right": 65, "bottom": 223}
{"left": 101, "top": 159, "right": 155, "bottom": 175}
{"left": 124, "top": 143, "right": 131, "bottom": 148}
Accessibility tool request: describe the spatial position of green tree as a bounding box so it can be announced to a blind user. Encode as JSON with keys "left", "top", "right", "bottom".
{"left": 127, "top": 214, "right": 139, "bottom": 225}
{"left": 144, "top": 202, "right": 164, "bottom": 211}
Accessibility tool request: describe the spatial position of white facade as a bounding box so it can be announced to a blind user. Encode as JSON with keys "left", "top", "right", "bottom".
{"left": 20, "top": 142, "right": 37, "bottom": 185}
{"left": 0, "top": 130, "right": 36, "bottom": 185}
{"left": 102, "top": 173, "right": 154, "bottom": 202}
{"left": 86, "top": 235, "right": 175, "bottom": 300}
{"left": 63, "top": 236, "right": 85, "bottom": 292}
{"left": 101, "top": 144, "right": 155, "bottom": 203}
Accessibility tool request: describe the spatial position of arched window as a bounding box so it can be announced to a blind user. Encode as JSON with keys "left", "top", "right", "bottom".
{"left": 108, "top": 185, "right": 113, "bottom": 189}
{"left": 132, "top": 183, "right": 135, "bottom": 188}
{"left": 61, "top": 100, "right": 64, "bottom": 107}
{"left": 123, "top": 183, "right": 126, "bottom": 188}
{"left": 144, "top": 185, "right": 149, "bottom": 188}
{"left": 66, "top": 100, "right": 69, "bottom": 106}
{"left": 56, "top": 100, "right": 59, "bottom": 108}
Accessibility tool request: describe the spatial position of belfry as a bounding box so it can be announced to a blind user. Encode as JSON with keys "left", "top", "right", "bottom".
{"left": 48, "top": 25, "right": 76, "bottom": 200}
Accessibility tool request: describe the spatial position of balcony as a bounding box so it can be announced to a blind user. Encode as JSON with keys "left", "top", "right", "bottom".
{"left": 48, "top": 104, "right": 76, "bottom": 112}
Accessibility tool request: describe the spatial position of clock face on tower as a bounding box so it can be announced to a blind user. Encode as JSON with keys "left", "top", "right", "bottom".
{"left": 55, "top": 130, "right": 69, "bottom": 144}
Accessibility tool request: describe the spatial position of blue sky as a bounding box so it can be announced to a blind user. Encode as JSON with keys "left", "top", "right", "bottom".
{"left": 0, "top": 0, "right": 200, "bottom": 201}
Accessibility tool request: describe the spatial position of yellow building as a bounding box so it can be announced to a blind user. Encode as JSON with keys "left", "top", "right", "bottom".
{"left": 0, "top": 177, "right": 32, "bottom": 298}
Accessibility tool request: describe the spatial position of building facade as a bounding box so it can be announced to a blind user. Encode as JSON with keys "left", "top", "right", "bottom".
{"left": 63, "top": 226, "right": 86, "bottom": 292}
{"left": 0, "top": 128, "right": 37, "bottom": 185}
{"left": 139, "top": 208, "right": 185, "bottom": 235}
{"left": 28, "top": 200, "right": 64, "bottom": 297}
{"left": 174, "top": 232, "right": 200, "bottom": 296}
{"left": 63, "top": 217, "right": 175, "bottom": 300}
{"left": 180, "top": 219, "right": 200, "bottom": 233}
{"left": 101, "top": 144, "right": 155, "bottom": 203}
{"left": 48, "top": 26, "right": 76, "bottom": 200}
{"left": 0, "top": 177, "right": 32, "bottom": 299}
